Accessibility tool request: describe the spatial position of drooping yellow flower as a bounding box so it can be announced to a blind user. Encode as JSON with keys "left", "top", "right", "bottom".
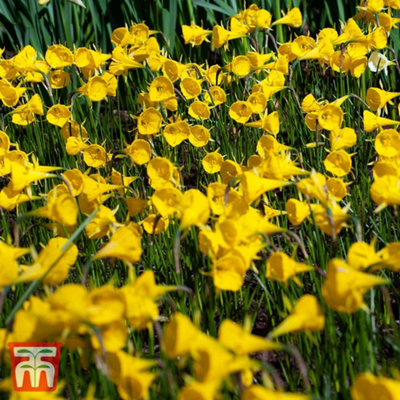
{"left": 31, "top": 185, "right": 78, "bottom": 227}
{"left": 272, "top": 8, "right": 303, "bottom": 28}
{"left": 16, "top": 237, "right": 78, "bottom": 286}
{"left": 363, "top": 110, "right": 400, "bottom": 132}
{"left": 219, "top": 319, "right": 280, "bottom": 355}
{"left": 269, "top": 295, "right": 325, "bottom": 338}
{"left": 94, "top": 223, "right": 142, "bottom": 264}
{"left": 0, "top": 242, "right": 29, "bottom": 288}
{"left": 286, "top": 198, "right": 311, "bottom": 226}
{"left": 266, "top": 252, "right": 313, "bottom": 283}
{"left": 212, "top": 25, "right": 246, "bottom": 49}
{"left": 311, "top": 201, "right": 349, "bottom": 236}
{"left": 0, "top": 79, "right": 26, "bottom": 107}
{"left": 245, "top": 111, "right": 280, "bottom": 135}
{"left": 322, "top": 258, "right": 388, "bottom": 313}
{"left": 366, "top": 87, "right": 400, "bottom": 111}
{"left": 162, "top": 312, "right": 201, "bottom": 358}
{"left": 11, "top": 94, "right": 44, "bottom": 126}
{"left": 85, "top": 205, "right": 117, "bottom": 238}
{"left": 182, "top": 23, "right": 212, "bottom": 46}
{"left": 180, "top": 189, "right": 210, "bottom": 229}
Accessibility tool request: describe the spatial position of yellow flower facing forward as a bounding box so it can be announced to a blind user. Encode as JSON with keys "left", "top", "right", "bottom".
{"left": 94, "top": 223, "right": 142, "bottom": 264}
{"left": 46, "top": 104, "right": 71, "bottom": 127}
{"left": 182, "top": 23, "right": 212, "bottom": 46}
{"left": 77, "top": 76, "right": 108, "bottom": 102}
{"left": 317, "top": 104, "right": 343, "bottom": 131}
{"left": 137, "top": 107, "right": 162, "bottom": 135}
{"left": 366, "top": 87, "right": 400, "bottom": 112}
{"left": 163, "top": 120, "right": 190, "bottom": 147}
{"left": 16, "top": 237, "right": 78, "bottom": 286}
{"left": 266, "top": 252, "right": 313, "bottom": 284}
{"left": 370, "top": 175, "right": 400, "bottom": 207}
{"left": 363, "top": 110, "right": 400, "bottom": 132}
{"left": 375, "top": 129, "right": 400, "bottom": 157}
{"left": 204, "top": 85, "right": 226, "bottom": 106}
{"left": 147, "top": 156, "right": 177, "bottom": 190}
{"left": 83, "top": 144, "right": 108, "bottom": 168}
{"left": 351, "top": 372, "right": 400, "bottom": 400}
{"left": 151, "top": 187, "right": 183, "bottom": 218}
{"left": 212, "top": 251, "right": 248, "bottom": 291}
{"left": 269, "top": 295, "right": 325, "bottom": 338}
{"left": 229, "top": 55, "right": 252, "bottom": 77}
{"left": 189, "top": 125, "right": 210, "bottom": 147}
{"left": 322, "top": 258, "right": 388, "bottom": 313}
{"left": 149, "top": 76, "right": 175, "bottom": 102}
{"left": 229, "top": 100, "right": 253, "bottom": 124}
{"left": 326, "top": 177, "right": 350, "bottom": 201}
{"left": 290, "top": 35, "right": 316, "bottom": 59}
{"left": 188, "top": 101, "right": 211, "bottom": 120}
{"left": 45, "top": 44, "right": 73, "bottom": 69}
{"left": 125, "top": 138, "right": 152, "bottom": 164}
{"left": 329, "top": 127, "right": 357, "bottom": 151}
{"left": 219, "top": 319, "right": 281, "bottom": 355}
{"left": 324, "top": 150, "right": 352, "bottom": 177}
{"left": 202, "top": 150, "right": 224, "bottom": 173}
{"left": 49, "top": 69, "right": 70, "bottom": 89}
{"left": 180, "top": 76, "right": 202, "bottom": 99}
{"left": 272, "top": 7, "right": 303, "bottom": 28}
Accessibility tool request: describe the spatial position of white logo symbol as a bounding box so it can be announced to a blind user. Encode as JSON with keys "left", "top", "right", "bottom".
{"left": 14, "top": 346, "right": 57, "bottom": 388}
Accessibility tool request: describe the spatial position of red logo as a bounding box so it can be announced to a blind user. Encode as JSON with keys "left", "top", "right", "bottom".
{"left": 8, "top": 342, "right": 62, "bottom": 392}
